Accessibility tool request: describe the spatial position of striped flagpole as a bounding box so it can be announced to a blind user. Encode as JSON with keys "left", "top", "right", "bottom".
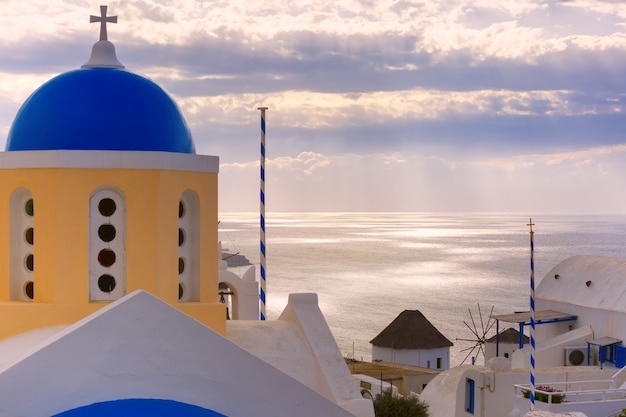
{"left": 528, "top": 218, "right": 536, "bottom": 411}
{"left": 258, "top": 107, "right": 268, "bottom": 320}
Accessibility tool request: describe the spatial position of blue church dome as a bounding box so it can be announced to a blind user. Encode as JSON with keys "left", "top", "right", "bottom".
{"left": 6, "top": 67, "right": 196, "bottom": 153}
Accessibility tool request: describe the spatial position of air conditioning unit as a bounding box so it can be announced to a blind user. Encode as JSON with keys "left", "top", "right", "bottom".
{"left": 565, "top": 346, "right": 588, "bottom": 366}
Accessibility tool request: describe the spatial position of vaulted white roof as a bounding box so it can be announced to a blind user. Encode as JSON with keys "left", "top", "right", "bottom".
{"left": 0, "top": 290, "right": 355, "bottom": 417}
{"left": 537, "top": 255, "right": 626, "bottom": 313}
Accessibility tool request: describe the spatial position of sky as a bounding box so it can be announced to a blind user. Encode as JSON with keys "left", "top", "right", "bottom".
{"left": 1, "top": 1, "right": 626, "bottom": 213}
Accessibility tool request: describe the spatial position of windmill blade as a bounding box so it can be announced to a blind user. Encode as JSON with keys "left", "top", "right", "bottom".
{"left": 484, "top": 309, "right": 497, "bottom": 336}
{"left": 463, "top": 320, "right": 481, "bottom": 339}
{"left": 478, "top": 343, "right": 485, "bottom": 358}
{"left": 457, "top": 337, "right": 481, "bottom": 343}
{"left": 460, "top": 344, "right": 480, "bottom": 352}
{"left": 478, "top": 303, "right": 486, "bottom": 338}
{"left": 461, "top": 344, "right": 480, "bottom": 365}
{"left": 459, "top": 304, "right": 496, "bottom": 366}
{"left": 484, "top": 322, "right": 496, "bottom": 337}
{"left": 468, "top": 309, "right": 481, "bottom": 339}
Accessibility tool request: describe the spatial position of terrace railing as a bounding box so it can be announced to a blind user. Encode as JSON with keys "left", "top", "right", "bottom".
{"left": 513, "top": 381, "right": 626, "bottom": 417}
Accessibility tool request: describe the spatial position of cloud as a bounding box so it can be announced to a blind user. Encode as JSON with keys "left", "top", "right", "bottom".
{"left": 219, "top": 144, "right": 626, "bottom": 213}
{"left": 176, "top": 88, "right": 613, "bottom": 131}
{"left": 471, "top": 143, "right": 626, "bottom": 171}
{"left": 2, "top": 1, "right": 626, "bottom": 214}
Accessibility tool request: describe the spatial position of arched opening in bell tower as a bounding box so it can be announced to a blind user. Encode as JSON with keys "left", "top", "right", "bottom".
{"left": 10, "top": 188, "right": 35, "bottom": 301}
{"left": 89, "top": 187, "right": 126, "bottom": 301}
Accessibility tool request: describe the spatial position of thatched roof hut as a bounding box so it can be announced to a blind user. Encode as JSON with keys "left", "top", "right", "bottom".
{"left": 370, "top": 310, "right": 453, "bottom": 349}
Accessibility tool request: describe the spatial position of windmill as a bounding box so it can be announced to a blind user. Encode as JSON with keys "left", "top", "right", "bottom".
{"left": 456, "top": 304, "right": 496, "bottom": 365}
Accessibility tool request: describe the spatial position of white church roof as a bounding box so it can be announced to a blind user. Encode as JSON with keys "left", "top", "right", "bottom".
{"left": 537, "top": 255, "right": 626, "bottom": 314}
{"left": 0, "top": 290, "right": 355, "bottom": 417}
{"left": 0, "top": 325, "right": 68, "bottom": 372}
{"left": 227, "top": 293, "right": 365, "bottom": 407}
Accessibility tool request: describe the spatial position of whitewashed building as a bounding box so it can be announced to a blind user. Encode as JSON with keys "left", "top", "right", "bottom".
{"left": 484, "top": 327, "right": 529, "bottom": 364}
{"left": 0, "top": 6, "right": 374, "bottom": 416}
{"left": 421, "top": 255, "right": 626, "bottom": 417}
{"left": 370, "top": 310, "right": 453, "bottom": 370}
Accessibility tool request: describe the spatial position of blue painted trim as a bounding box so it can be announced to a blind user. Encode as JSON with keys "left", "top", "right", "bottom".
{"left": 52, "top": 398, "right": 226, "bottom": 417}
{"left": 494, "top": 315, "right": 578, "bottom": 349}
{"left": 616, "top": 345, "right": 626, "bottom": 368}
{"left": 465, "top": 378, "right": 475, "bottom": 414}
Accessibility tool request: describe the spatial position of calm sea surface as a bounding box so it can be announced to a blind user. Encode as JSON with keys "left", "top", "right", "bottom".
{"left": 218, "top": 212, "right": 626, "bottom": 367}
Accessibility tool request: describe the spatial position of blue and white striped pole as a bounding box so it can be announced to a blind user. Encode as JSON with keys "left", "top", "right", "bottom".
{"left": 528, "top": 218, "right": 536, "bottom": 410}
{"left": 258, "top": 107, "right": 268, "bottom": 320}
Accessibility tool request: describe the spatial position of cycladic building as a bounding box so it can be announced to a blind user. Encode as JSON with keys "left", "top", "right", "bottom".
{"left": 0, "top": 6, "right": 373, "bottom": 417}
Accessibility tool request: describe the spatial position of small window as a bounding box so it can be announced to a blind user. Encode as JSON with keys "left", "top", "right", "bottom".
{"left": 437, "top": 357, "right": 442, "bottom": 369}
{"left": 178, "top": 257, "right": 185, "bottom": 274}
{"left": 24, "top": 281, "right": 34, "bottom": 300}
{"left": 24, "top": 198, "right": 34, "bottom": 216}
{"left": 98, "top": 198, "right": 116, "bottom": 216}
{"left": 25, "top": 254, "right": 34, "bottom": 271}
{"left": 25, "top": 228, "right": 34, "bottom": 245}
{"left": 465, "top": 378, "right": 475, "bottom": 414}
{"left": 178, "top": 228, "right": 185, "bottom": 247}
{"left": 427, "top": 360, "right": 431, "bottom": 368}
{"left": 504, "top": 352, "right": 509, "bottom": 359}
{"left": 98, "top": 274, "right": 116, "bottom": 293}
{"left": 98, "top": 224, "right": 116, "bottom": 242}
{"left": 98, "top": 249, "right": 116, "bottom": 267}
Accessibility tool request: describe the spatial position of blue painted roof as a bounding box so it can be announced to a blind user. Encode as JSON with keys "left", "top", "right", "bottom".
{"left": 52, "top": 399, "right": 225, "bottom": 417}
{"left": 6, "top": 68, "right": 195, "bottom": 153}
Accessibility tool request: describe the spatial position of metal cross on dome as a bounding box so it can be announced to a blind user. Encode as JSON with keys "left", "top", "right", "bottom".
{"left": 90, "top": 5, "right": 117, "bottom": 41}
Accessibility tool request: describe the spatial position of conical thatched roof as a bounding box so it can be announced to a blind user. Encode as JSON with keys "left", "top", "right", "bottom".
{"left": 486, "top": 327, "right": 529, "bottom": 344}
{"left": 370, "top": 310, "right": 453, "bottom": 349}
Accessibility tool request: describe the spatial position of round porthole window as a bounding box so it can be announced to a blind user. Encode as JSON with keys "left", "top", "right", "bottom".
{"left": 25, "top": 227, "right": 34, "bottom": 245}
{"left": 25, "top": 254, "right": 34, "bottom": 271}
{"left": 98, "top": 274, "right": 116, "bottom": 293}
{"left": 178, "top": 228, "right": 185, "bottom": 247}
{"left": 98, "top": 224, "right": 116, "bottom": 242}
{"left": 24, "top": 281, "right": 34, "bottom": 300}
{"left": 98, "top": 248, "right": 116, "bottom": 267}
{"left": 98, "top": 198, "right": 117, "bottom": 217}
{"left": 178, "top": 257, "right": 185, "bottom": 274}
{"left": 25, "top": 199, "right": 34, "bottom": 216}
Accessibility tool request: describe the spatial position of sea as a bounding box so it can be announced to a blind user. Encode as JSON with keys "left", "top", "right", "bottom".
{"left": 218, "top": 212, "right": 626, "bottom": 367}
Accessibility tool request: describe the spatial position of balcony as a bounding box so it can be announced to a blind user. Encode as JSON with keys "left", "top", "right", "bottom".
{"left": 513, "top": 381, "right": 626, "bottom": 417}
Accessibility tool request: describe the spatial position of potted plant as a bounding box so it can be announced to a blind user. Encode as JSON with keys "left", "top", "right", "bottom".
{"left": 522, "top": 385, "right": 565, "bottom": 403}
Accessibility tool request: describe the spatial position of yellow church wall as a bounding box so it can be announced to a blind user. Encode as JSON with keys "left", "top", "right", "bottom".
{"left": 0, "top": 165, "right": 225, "bottom": 340}
{"left": 0, "top": 196, "right": 9, "bottom": 301}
